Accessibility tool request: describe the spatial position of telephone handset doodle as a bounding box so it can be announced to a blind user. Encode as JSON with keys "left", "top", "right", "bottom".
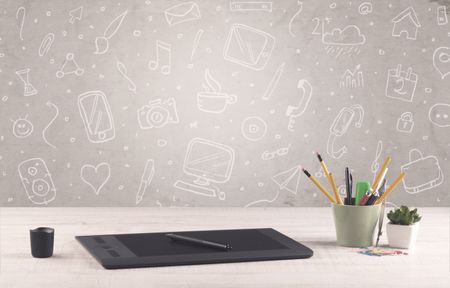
{"left": 327, "top": 105, "right": 364, "bottom": 159}
{"left": 286, "top": 79, "right": 312, "bottom": 131}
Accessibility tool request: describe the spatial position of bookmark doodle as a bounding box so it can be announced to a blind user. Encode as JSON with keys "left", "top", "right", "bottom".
{"left": 95, "top": 10, "right": 128, "bottom": 55}
{"left": 116, "top": 60, "right": 137, "bottom": 94}
{"left": 136, "top": 159, "right": 155, "bottom": 205}
{"left": 42, "top": 101, "right": 59, "bottom": 149}
{"left": 16, "top": 7, "right": 25, "bottom": 41}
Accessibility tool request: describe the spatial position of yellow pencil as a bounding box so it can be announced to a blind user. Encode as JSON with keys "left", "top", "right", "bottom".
{"left": 374, "top": 172, "right": 406, "bottom": 205}
{"left": 372, "top": 156, "right": 391, "bottom": 191}
{"left": 301, "top": 167, "right": 336, "bottom": 204}
{"left": 317, "top": 152, "right": 342, "bottom": 204}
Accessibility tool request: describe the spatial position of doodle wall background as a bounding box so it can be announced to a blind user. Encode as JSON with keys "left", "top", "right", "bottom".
{"left": 0, "top": 0, "right": 449, "bottom": 207}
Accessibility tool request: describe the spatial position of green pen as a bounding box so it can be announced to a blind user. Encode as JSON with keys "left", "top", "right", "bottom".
{"left": 355, "top": 181, "right": 371, "bottom": 206}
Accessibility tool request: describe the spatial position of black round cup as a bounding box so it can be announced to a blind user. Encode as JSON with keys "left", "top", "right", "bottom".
{"left": 30, "top": 227, "right": 54, "bottom": 258}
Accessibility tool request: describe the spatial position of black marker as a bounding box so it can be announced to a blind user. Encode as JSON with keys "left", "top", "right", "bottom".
{"left": 166, "top": 233, "right": 232, "bottom": 251}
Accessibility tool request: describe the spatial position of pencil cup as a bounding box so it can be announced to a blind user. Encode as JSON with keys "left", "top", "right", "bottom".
{"left": 332, "top": 202, "right": 381, "bottom": 247}
{"left": 30, "top": 227, "right": 54, "bottom": 258}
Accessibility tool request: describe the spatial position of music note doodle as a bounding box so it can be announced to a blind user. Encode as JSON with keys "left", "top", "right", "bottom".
{"left": 148, "top": 40, "right": 171, "bottom": 75}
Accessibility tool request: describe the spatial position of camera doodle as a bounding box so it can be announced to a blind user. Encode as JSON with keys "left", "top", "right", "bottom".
{"left": 137, "top": 97, "right": 180, "bottom": 129}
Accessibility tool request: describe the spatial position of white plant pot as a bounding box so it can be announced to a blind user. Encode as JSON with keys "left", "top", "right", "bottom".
{"left": 386, "top": 222, "right": 420, "bottom": 249}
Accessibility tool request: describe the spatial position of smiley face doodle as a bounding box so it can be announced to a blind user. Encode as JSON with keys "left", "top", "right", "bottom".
{"left": 12, "top": 115, "right": 34, "bottom": 138}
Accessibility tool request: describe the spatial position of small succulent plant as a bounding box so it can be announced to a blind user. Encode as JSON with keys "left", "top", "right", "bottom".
{"left": 387, "top": 206, "right": 421, "bottom": 225}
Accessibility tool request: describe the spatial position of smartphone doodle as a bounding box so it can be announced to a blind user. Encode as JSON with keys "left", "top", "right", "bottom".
{"left": 18, "top": 158, "right": 56, "bottom": 205}
{"left": 78, "top": 91, "right": 115, "bottom": 143}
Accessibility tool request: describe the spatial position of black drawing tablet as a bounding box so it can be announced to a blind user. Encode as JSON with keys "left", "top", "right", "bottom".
{"left": 76, "top": 228, "right": 313, "bottom": 269}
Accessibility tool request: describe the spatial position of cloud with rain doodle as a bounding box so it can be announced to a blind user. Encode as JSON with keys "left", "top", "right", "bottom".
{"left": 322, "top": 25, "right": 366, "bottom": 46}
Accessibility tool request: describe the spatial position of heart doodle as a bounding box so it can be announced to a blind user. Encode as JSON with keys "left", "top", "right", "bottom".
{"left": 80, "top": 162, "right": 111, "bottom": 195}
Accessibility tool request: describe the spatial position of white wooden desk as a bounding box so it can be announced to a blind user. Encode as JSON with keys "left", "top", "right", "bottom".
{"left": 0, "top": 208, "right": 449, "bottom": 287}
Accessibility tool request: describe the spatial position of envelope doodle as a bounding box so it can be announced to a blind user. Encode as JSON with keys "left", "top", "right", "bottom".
{"left": 164, "top": 2, "right": 201, "bottom": 27}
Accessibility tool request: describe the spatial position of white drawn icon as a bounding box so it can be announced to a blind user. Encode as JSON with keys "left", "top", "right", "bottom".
{"left": 327, "top": 104, "right": 364, "bottom": 159}
{"left": 56, "top": 53, "right": 84, "bottom": 78}
{"left": 245, "top": 190, "right": 280, "bottom": 207}
{"left": 385, "top": 64, "right": 418, "bottom": 102}
{"left": 401, "top": 149, "right": 443, "bottom": 194}
{"left": 223, "top": 23, "right": 275, "bottom": 71}
{"left": 149, "top": 40, "right": 171, "bottom": 75}
{"left": 262, "top": 62, "right": 285, "bottom": 101}
{"left": 69, "top": 6, "right": 83, "bottom": 24}
{"left": 288, "top": 2, "right": 303, "bottom": 37}
{"left": 339, "top": 64, "right": 364, "bottom": 88}
{"left": 11, "top": 115, "right": 33, "bottom": 138}
{"left": 437, "top": 6, "right": 448, "bottom": 26}
{"left": 190, "top": 29, "right": 204, "bottom": 62}
{"left": 164, "top": 2, "right": 201, "bottom": 27}
{"left": 391, "top": 7, "right": 421, "bottom": 40}
{"left": 136, "top": 159, "right": 155, "bottom": 205}
{"left": 428, "top": 103, "right": 450, "bottom": 128}
{"left": 78, "top": 91, "right": 115, "bottom": 143}
{"left": 16, "top": 68, "right": 38, "bottom": 96}
{"left": 38, "top": 33, "right": 55, "bottom": 57}
{"left": 80, "top": 162, "right": 111, "bottom": 195}
{"left": 137, "top": 97, "right": 179, "bottom": 129}
{"left": 18, "top": 158, "right": 56, "bottom": 205}
{"left": 16, "top": 7, "right": 25, "bottom": 40}
{"left": 371, "top": 140, "right": 383, "bottom": 183}
{"left": 241, "top": 116, "right": 267, "bottom": 141}
{"left": 95, "top": 10, "right": 127, "bottom": 55}
{"left": 230, "top": 1, "right": 273, "bottom": 12}
{"left": 197, "top": 69, "right": 236, "bottom": 113}
{"left": 433, "top": 47, "right": 450, "bottom": 79}
{"left": 318, "top": 20, "right": 366, "bottom": 57}
{"left": 261, "top": 144, "right": 290, "bottom": 160}
{"left": 42, "top": 101, "right": 59, "bottom": 149}
{"left": 272, "top": 165, "right": 301, "bottom": 194}
{"left": 116, "top": 59, "right": 136, "bottom": 94}
{"left": 358, "top": 2, "right": 373, "bottom": 15}
{"left": 396, "top": 112, "right": 414, "bottom": 133}
{"left": 286, "top": 79, "right": 312, "bottom": 132}
{"left": 174, "top": 138, "right": 235, "bottom": 201}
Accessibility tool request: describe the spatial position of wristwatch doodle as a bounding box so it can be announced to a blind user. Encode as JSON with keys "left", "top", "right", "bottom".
{"left": 327, "top": 104, "right": 364, "bottom": 159}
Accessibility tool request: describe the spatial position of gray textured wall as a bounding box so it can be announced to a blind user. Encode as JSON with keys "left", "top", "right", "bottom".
{"left": 0, "top": 0, "right": 449, "bottom": 207}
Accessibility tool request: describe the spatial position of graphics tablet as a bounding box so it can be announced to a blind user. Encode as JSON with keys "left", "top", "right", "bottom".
{"left": 76, "top": 228, "right": 313, "bottom": 269}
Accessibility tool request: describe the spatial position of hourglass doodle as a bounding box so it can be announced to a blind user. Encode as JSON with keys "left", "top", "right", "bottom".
{"left": 16, "top": 68, "right": 38, "bottom": 96}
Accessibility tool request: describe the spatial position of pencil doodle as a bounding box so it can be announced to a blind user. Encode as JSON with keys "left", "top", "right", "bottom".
{"left": 174, "top": 138, "right": 235, "bottom": 201}
{"left": 223, "top": 23, "right": 275, "bottom": 70}
{"left": 38, "top": 33, "right": 55, "bottom": 57}
{"left": 78, "top": 91, "right": 115, "bottom": 143}
{"left": 327, "top": 104, "right": 364, "bottom": 159}
{"left": 385, "top": 64, "right": 418, "bottom": 102}
{"left": 149, "top": 40, "right": 172, "bottom": 75}
{"left": 80, "top": 162, "right": 111, "bottom": 195}
{"left": 116, "top": 59, "right": 137, "bottom": 94}
{"left": 190, "top": 29, "right": 204, "bottom": 62}
{"left": 288, "top": 2, "right": 303, "bottom": 37}
{"left": 95, "top": 10, "right": 128, "bottom": 55}
{"left": 230, "top": 1, "right": 273, "bottom": 12}
{"left": 241, "top": 116, "right": 267, "bottom": 141}
{"left": 433, "top": 47, "right": 450, "bottom": 79}
{"left": 287, "top": 79, "right": 312, "bottom": 131}
{"left": 272, "top": 165, "right": 301, "bottom": 194}
{"left": 401, "top": 149, "right": 443, "bottom": 194}
{"left": 358, "top": 2, "right": 372, "bottom": 15}
{"left": 262, "top": 63, "right": 285, "bottom": 101}
{"left": 18, "top": 158, "right": 56, "bottom": 205}
{"left": 392, "top": 7, "right": 421, "bottom": 40}
{"left": 11, "top": 115, "right": 33, "bottom": 138}
{"left": 396, "top": 112, "right": 414, "bottom": 133}
{"left": 136, "top": 159, "right": 155, "bottom": 205}
{"left": 42, "top": 101, "right": 59, "bottom": 148}
{"left": 428, "top": 103, "right": 450, "bottom": 128}
{"left": 261, "top": 144, "right": 290, "bottom": 160}
{"left": 197, "top": 69, "right": 236, "bottom": 113}
{"left": 16, "top": 68, "right": 38, "bottom": 97}
{"left": 164, "top": 2, "right": 201, "bottom": 27}
{"left": 16, "top": 7, "right": 25, "bottom": 41}
{"left": 339, "top": 65, "right": 364, "bottom": 88}
{"left": 137, "top": 97, "right": 179, "bottom": 129}
{"left": 56, "top": 53, "right": 84, "bottom": 78}
{"left": 69, "top": 6, "right": 83, "bottom": 24}
{"left": 437, "top": 6, "right": 448, "bottom": 26}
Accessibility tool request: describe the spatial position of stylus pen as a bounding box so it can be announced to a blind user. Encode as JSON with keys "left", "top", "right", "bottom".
{"left": 166, "top": 233, "right": 232, "bottom": 251}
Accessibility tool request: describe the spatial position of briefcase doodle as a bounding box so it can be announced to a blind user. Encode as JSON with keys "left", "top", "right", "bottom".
{"left": 401, "top": 149, "right": 443, "bottom": 194}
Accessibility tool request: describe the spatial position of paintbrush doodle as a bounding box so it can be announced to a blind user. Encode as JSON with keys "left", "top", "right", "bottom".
{"left": 95, "top": 10, "right": 128, "bottom": 55}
